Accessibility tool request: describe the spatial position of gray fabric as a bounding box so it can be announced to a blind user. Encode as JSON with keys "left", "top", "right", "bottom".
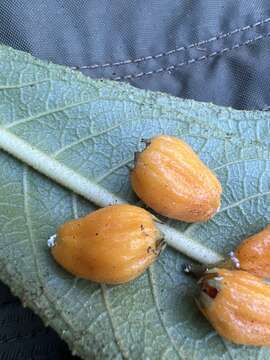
{"left": 1, "top": 1, "right": 270, "bottom": 109}
{"left": 0, "top": 1, "right": 270, "bottom": 359}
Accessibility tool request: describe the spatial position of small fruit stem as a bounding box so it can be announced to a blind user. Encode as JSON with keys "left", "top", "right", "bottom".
{"left": 156, "top": 238, "right": 167, "bottom": 255}
{"left": 182, "top": 251, "right": 240, "bottom": 278}
{"left": 134, "top": 152, "right": 141, "bottom": 163}
{"left": 157, "top": 223, "right": 223, "bottom": 265}
{"left": 141, "top": 138, "right": 151, "bottom": 146}
{"left": 182, "top": 263, "right": 208, "bottom": 278}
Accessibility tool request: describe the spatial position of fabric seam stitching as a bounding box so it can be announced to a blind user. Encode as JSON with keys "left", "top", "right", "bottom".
{"left": 112, "top": 32, "right": 270, "bottom": 81}
{"left": 71, "top": 17, "right": 270, "bottom": 69}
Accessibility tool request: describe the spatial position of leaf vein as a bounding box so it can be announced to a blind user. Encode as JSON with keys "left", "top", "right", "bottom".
{"left": 96, "top": 157, "right": 134, "bottom": 183}
{"left": 184, "top": 191, "right": 270, "bottom": 237}
{"left": 73, "top": 194, "right": 127, "bottom": 359}
{"left": 101, "top": 284, "right": 128, "bottom": 360}
{"left": 148, "top": 267, "right": 184, "bottom": 359}
{"left": 219, "top": 191, "right": 270, "bottom": 213}
{"left": 0, "top": 78, "right": 50, "bottom": 90}
{"left": 53, "top": 123, "right": 122, "bottom": 157}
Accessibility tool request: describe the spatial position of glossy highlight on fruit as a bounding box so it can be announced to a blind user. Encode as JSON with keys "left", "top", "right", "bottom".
{"left": 235, "top": 225, "right": 270, "bottom": 278}
{"left": 197, "top": 268, "right": 270, "bottom": 346}
{"left": 51, "top": 204, "right": 165, "bottom": 284}
{"left": 131, "top": 135, "right": 222, "bottom": 222}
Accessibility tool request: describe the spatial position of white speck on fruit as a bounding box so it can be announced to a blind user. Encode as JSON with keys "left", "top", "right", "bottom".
{"left": 47, "top": 234, "right": 57, "bottom": 248}
{"left": 229, "top": 251, "right": 240, "bottom": 269}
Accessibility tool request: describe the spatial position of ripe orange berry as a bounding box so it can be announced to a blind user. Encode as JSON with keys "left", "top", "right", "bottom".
{"left": 131, "top": 135, "right": 222, "bottom": 222}
{"left": 197, "top": 268, "right": 270, "bottom": 346}
{"left": 235, "top": 225, "right": 270, "bottom": 278}
{"left": 51, "top": 204, "right": 165, "bottom": 284}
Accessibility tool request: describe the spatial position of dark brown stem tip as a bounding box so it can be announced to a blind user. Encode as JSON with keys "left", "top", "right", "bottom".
{"left": 134, "top": 151, "right": 141, "bottom": 163}
{"left": 152, "top": 215, "right": 164, "bottom": 224}
{"left": 141, "top": 138, "right": 152, "bottom": 146}
{"left": 156, "top": 238, "right": 167, "bottom": 256}
{"left": 182, "top": 263, "right": 193, "bottom": 274}
{"left": 182, "top": 263, "right": 208, "bottom": 278}
{"left": 125, "top": 163, "right": 134, "bottom": 171}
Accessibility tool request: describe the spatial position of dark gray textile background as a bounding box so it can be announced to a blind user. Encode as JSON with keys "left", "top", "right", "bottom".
{"left": 0, "top": 1, "right": 270, "bottom": 359}
{"left": 1, "top": 0, "right": 270, "bottom": 110}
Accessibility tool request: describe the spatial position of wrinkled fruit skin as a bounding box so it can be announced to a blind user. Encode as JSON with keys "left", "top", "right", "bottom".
{"left": 235, "top": 225, "right": 270, "bottom": 278}
{"left": 197, "top": 268, "right": 270, "bottom": 346}
{"left": 131, "top": 135, "right": 222, "bottom": 222}
{"left": 51, "top": 204, "right": 164, "bottom": 284}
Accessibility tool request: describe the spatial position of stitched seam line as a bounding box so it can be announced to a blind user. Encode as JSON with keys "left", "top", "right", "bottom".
{"left": 113, "top": 32, "right": 270, "bottom": 81}
{"left": 71, "top": 17, "right": 270, "bottom": 69}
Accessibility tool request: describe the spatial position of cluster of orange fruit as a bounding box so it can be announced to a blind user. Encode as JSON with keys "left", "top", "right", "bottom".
{"left": 49, "top": 135, "right": 270, "bottom": 346}
{"left": 196, "top": 226, "right": 270, "bottom": 346}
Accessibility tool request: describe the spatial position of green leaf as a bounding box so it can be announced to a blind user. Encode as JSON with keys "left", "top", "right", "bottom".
{"left": 0, "top": 45, "right": 270, "bottom": 359}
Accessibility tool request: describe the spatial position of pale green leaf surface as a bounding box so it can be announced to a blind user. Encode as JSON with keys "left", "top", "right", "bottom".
{"left": 0, "top": 45, "right": 270, "bottom": 359}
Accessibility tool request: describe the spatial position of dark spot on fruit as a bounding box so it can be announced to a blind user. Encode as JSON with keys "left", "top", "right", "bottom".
{"left": 147, "top": 246, "right": 152, "bottom": 254}
{"left": 141, "top": 224, "right": 144, "bottom": 231}
{"left": 96, "top": 233, "right": 99, "bottom": 236}
{"left": 202, "top": 283, "right": 219, "bottom": 299}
